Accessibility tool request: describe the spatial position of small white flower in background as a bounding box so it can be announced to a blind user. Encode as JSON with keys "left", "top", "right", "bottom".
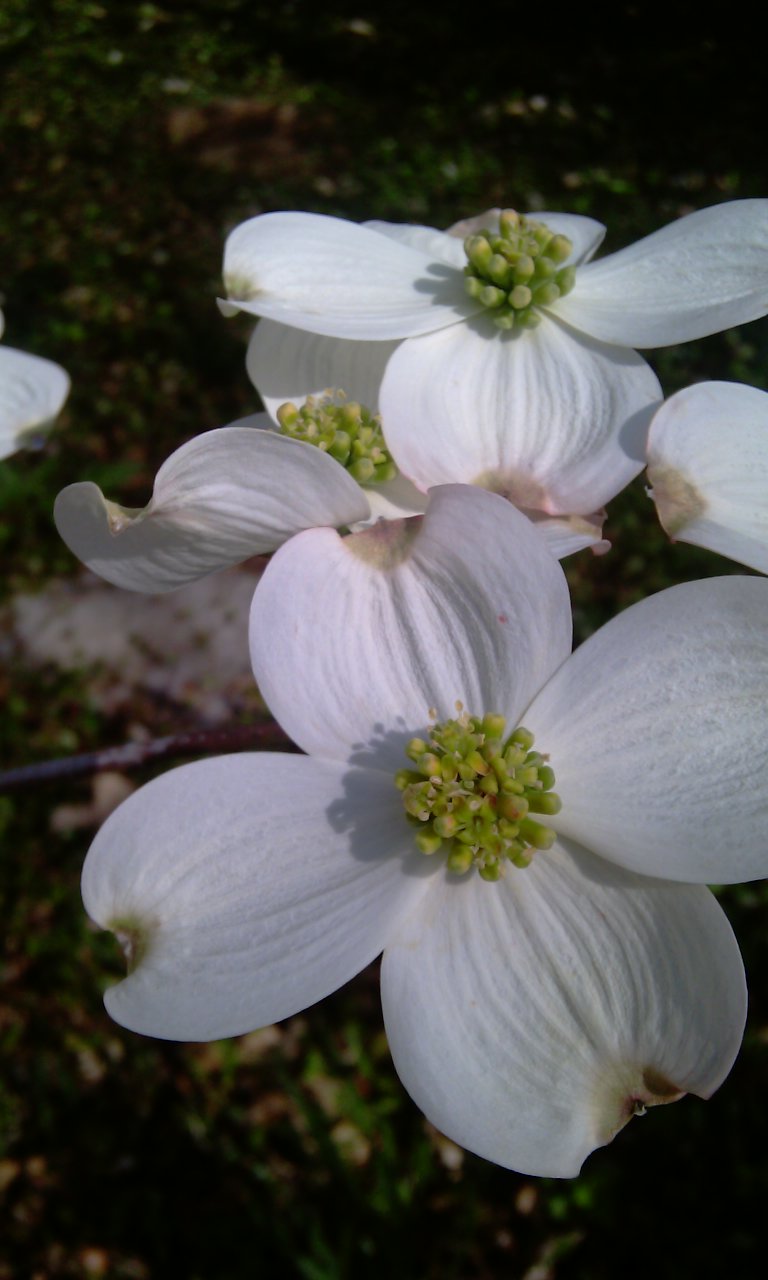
{"left": 80, "top": 485, "right": 768, "bottom": 1177}
{"left": 647, "top": 381, "right": 768, "bottom": 574}
{"left": 0, "top": 307, "right": 70, "bottom": 461}
{"left": 53, "top": 399, "right": 603, "bottom": 596}
{"left": 222, "top": 199, "right": 768, "bottom": 516}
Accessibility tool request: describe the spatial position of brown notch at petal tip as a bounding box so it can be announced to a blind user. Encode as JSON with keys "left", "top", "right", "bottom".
{"left": 641, "top": 1066, "right": 684, "bottom": 1100}
{"left": 473, "top": 468, "right": 551, "bottom": 514}
{"left": 622, "top": 1066, "right": 686, "bottom": 1126}
{"left": 647, "top": 463, "right": 707, "bottom": 537}
{"left": 598, "top": 1064, "right": 686, "bottom": 1145}
{"left": 344, "top": 514, "right": 423, "bottom": 569}
{"left": 110, "top": 915, "right": 152, "bottom": 973}
{"left": 105, "top": 499, "right": 144, "bottom": 535}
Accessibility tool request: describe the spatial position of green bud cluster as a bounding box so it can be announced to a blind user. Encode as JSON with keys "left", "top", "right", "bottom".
{"left": 276, "top": 394, "right": 397, "bottom": 486}
{"left": 463, "top": 209, "right": 577, "bottom": 331}
{"left": 396, "top": 710, "right": 561, "bottom": 881}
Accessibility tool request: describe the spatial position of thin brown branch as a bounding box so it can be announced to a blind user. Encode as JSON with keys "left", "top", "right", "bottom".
{"left": 0, "top": 722, "right": 296, "bottom": 792}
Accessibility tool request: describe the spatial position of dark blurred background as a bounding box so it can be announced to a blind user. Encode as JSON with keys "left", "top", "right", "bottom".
{"left": 1, "top": 4, "right": 767, "bottom": 1277}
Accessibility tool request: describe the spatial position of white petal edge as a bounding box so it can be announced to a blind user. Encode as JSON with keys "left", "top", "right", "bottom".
{"left": 83, "top": 753, "right": 431, "bottom": 1041}
{"left": 356, "top": 474, "right": 429, "bottom": 524}
{"left": 382, "top": 837, "right": 745, "bottom": 1177}
{"left": 54, "top": 425, "right": 370, "bottom": 592}
{"left": 0, "top": 344, "right": 70, "bottom": 460}
{"left": 530, "top": 510, "right": 610, "bottom": 559}
{"left": 222, "top": 211, "right": 473, "bottom": 339}
{"left": 525, "top": 576, "right": 768, "bottom": 882}
{"left": 647, "top": 381, "right": 768, "bottom": 574}
{"left": 380, "top": 316, "right": 661, "bottom": 514}
{"left": 446, "top": 208, "right": 607, "bottom": 266}
{"left": 556, "top": 200, "right": 768, "bottom": 347}
{"left": 250, "top": 485, "right": 572, "bottom": 769}
{"left": 363, "top": 220, "right": 469, "bottom": 269}
{"left": 246, "top": 319, "right": 398, "bottom": 420}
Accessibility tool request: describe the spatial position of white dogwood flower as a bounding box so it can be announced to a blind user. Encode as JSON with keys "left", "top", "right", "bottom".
{"left": 54, "top": 403, "right": 601, "bottom": 594}
{"left": 81, "top": 486, "right": 766, "bottom": 1176}
{"left": 0, "top": 308, "right": 70, "bottom": 461}
{"left": 223, "top": 200, "right": 768, "bottom": 515}
{"left": 647, "top": 381, "right": 768, "bottom": 574}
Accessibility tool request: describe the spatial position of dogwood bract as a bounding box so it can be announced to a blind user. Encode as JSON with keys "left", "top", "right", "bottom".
{"left": 222, "top": 200, "right": 768, "bottom": 515}
{"left": 647, "top": 380, "right": 768, "bottom": 574}
{"left": 0, "top": 308, "right": 70, "bottom": 461}
{"left": 81, "top": 486, "right": 767, "bottom": 1176}
{"left": 53, "top": 409, "right": 601, "bottom": 595}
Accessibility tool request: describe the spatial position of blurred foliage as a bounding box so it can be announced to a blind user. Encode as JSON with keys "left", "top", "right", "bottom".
{"left": 2, "top": 3, "right": 768, "bottom": 1277}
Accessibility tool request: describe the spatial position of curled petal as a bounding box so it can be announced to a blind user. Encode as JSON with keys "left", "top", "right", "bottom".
{"left": 222, "top": 211, "right": 472, "bottom": 339}
{"left": 83, "top": 754, "right": 429, "bottom": 1040}
{"left": 251, "top": 485, "right": 572, "bottom": 768}
{"left": 55, "top": 425, "right": 370, "bottom": 592}
{"left": 380, "top": 317, "right": 661, "bottom": 514}
{"left": 0, "top": 345, "right": 70, "bottom": 461}
{"left": 246, "top": 320, "right": 398, "bottom": 420}
{"left": 557, "top": 200, "right": 768, "bottom": 346}
{"left": 526, "top": 577, "right": 768, "bottom": 883}
{"left": 529, "top": 510, "right": 610, "bottom": 559}
{"left": 381, "top": 838, "right": 745, "bottom": 1176}
{"left": 647, "top": 381, "right": 768, "bottom": 574}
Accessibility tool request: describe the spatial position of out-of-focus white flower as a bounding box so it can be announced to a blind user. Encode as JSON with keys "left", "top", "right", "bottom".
{"left": 647, "top": 381, "right": 768, "bottom": 574}
{"left": 0, "top": 308, "right": 70, "bottom": 461}
{"left": 80, "top": 486, "right": 767, "bottom": 1176}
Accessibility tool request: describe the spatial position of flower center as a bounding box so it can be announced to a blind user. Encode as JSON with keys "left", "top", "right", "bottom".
{"left": 276, "top": 393, "right": 397, "bottom": 486}
{"left": 396, "top": 707, "right": 561, "bottom": 881}
{"left": 463, "top": 209, "right": 577, "bottom": 331}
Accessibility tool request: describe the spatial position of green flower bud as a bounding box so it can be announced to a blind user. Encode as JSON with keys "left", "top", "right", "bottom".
{"left": 556, "top": 265, "right": 577, "bottom": 296}
{"left": 509, "top": 285, "right": 533, "bottom": 310}
{"left": 549, "top": 234, "right": 572, "bottom": 263}
{"left": 463, "top": 210, "right": 576, "bottom": 331}
{"left": 479, "top": 284, "right": 507, "bottom": 308}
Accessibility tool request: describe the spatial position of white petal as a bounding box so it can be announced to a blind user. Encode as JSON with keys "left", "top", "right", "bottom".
{"left": 0, "top": 345, "right": 70, "bottom": 460}
{"left": 382, "top": 838, "right": 745, "bottom": 1176}
{"left": 526, "top": 577, "right": 768, "bottom": 882}
{"left": 380, "top": 317, "right": 662, "bottom": 514}
{"left": 55, "top": 426, "right": 370, "bottom": 592}
{"left": 222, "top": 211, "right": 472, "bottom": 339}
{"left": 556, "top": 200, "right": 768, "bottom": 347}
{"left": 530, "top": 510, "right": 610, "bottom": 559}
{"left": 363, "top": 220, "right": 468, "bottom": 269}
{"left": 647, "top": 381, "right": 768, "bottom": 574}
{"left": 83, "top": 753, "right": 429, "bottom": 1040}
{"left": 251, "top": 485, "right": 572, "bottom": 768}
{"left": 356, "top": 473, "right": 428, "bottom": 524}
{"left": 446, "top": 209, "right": 606, "bottom": 265}
{"left": 246, "top": 320, "right": 398, "bottom": 420}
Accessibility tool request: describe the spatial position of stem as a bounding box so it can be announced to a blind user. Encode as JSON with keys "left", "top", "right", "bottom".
{"left": 0, "top": 722, "right": 296, "bottom": 792}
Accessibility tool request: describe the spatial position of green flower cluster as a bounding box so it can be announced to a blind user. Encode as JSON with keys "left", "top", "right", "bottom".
{"left": 464, "top": 209, "right": 577, "bottom": 331}
{"left": 396, "top": 710, "right": 561, "bottom": 880}
{"left": 276, "top": 394, "right": 397, "bottom": 485}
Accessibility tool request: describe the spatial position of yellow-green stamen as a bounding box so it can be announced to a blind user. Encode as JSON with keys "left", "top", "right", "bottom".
{"left": 276, "top": 393, "right": 397, "bottom": 486}
{"left": 464, "top": 209, "right": 576, "bottom": 331}
{"left": 396, "top": 708, "right": 561, "bottom": 881}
